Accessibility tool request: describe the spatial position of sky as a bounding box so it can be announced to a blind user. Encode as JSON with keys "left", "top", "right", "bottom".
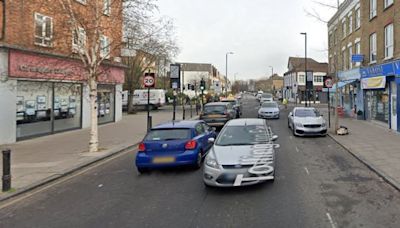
{"left": 157, "top": 0, "right": 339, "bottom": 80}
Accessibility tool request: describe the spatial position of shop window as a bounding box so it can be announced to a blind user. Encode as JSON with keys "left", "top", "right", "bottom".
{"left": 98, "top": 84, "right": 115, "bottom": 124}
{"left": 54, "top": 83, "right": 82, "bottom": 132}
{"left": 369, "top": 89, "right": 389, "bottom": 123}
{"left": 16, "top": 81, "right": 53, "bottom": 139}
{"left": 34, "top": 13, "right": 53, "bottom": 47}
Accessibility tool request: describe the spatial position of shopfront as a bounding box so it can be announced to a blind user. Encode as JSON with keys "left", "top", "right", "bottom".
{"left": 338, "top": 68, "right": 362, "bottom": 118}
{"left": 0, "top": 49, "right": 124, "bottom": 143}
{"left": 361, "top": 60, "right": 400, "bottom": 132}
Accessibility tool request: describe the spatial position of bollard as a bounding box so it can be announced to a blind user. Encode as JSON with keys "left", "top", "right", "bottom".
{"left": 2, "top": 149, "right": 11, "bottom": 192}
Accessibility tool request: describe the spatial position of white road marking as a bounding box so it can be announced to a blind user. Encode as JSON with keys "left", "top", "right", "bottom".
{"left": 295, "top": 147, "right": 300, "bottom": 153}
{"left": 289, "top": 136, "right": 293, "bottom": 140}
{"left": 326, "top": 213, "right": 336, "bottom": 228}
{"left": 304, "top": 167, "right": 310, "bottom": 175}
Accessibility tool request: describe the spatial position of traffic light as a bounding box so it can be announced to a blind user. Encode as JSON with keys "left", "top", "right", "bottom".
{"left": 200, "top": 79, "right": 206, "bottom": 91}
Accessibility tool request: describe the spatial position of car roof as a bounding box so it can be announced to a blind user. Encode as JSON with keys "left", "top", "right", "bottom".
{"left": 152, "top": 120, "right": 203, "bottom": 129}
{"left": 293, "top": 107, "right": 316, "bottom": 110}
{"left": 225, "top": 118, "right": 266, "bottom": 127}
{"left": 204, "top": 102, "right": 229, "bottom": 106}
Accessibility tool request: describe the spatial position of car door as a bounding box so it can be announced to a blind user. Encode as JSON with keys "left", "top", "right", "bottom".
{"left": 201, "top": 123, "right": 215, "bottom": 151}
{"left": 289, "top": 110, "right": 294, "bottom": 128}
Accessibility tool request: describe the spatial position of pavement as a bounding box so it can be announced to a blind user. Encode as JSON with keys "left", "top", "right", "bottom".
{"left": 0, "top": 95, "right": 399, "bottom": 228}
{"left": 0, "top": 105, "right": 194, "bottom": 201}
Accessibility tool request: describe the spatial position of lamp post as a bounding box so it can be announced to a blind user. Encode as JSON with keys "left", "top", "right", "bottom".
{"left": 225, "top": 52, "right": 234, "bottom": 96}
{"left": 300, "top": 32, "right": 308, "bottom": 107}
{"left": 269, "top": 66, "right": 274, "bottom": 77}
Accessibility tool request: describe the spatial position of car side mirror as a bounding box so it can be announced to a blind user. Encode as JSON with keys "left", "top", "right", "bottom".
{"left": 210, "top": 127, "right": 216, "bottom": 132}
{"left": 271, "top": 135, "right": 278, "bottom": 141}
{"left": 208, "top": 138, "right": 215, "bottom": 143}
{"left": 289, "top": 112, "right": 293, "bottom": 116}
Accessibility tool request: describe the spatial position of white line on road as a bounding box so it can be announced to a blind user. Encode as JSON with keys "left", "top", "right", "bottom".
{"left": 295, "top": 147, "right": 300, "bottom": 153}
{"left": 304, "top": 167, "right": 310, "bottom": 175}
{"left": 326, "top": 213, "right": 336, "bottom": 228}
{"left": 289, "top": 136, "right": 293, "bottom": 140}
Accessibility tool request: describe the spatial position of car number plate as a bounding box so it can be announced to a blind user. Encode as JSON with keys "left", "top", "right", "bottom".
{"left": 153, "top": 157, "right": 175, "bottom": 164}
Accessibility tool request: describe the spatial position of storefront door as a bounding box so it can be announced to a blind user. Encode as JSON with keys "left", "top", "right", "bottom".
{"left": 391, "top": 81, "right": 397, "bottom": 131}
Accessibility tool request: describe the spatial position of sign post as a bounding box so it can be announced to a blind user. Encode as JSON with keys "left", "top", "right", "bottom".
{"left": 144, "top": 72, "right": 155, "bottom": 132}
{"left": 170, "top": 64, "right": 181, "bottom": 121}
{"left": 324, "top": 76, "right": 333, "bottom": 128}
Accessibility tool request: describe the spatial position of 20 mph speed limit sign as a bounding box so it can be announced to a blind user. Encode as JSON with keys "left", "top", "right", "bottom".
{"left": 143, "top": 73, "right": 155, "bottom": 88}
{"left": 324, "top": 76, "right": 333, "bottom": 88}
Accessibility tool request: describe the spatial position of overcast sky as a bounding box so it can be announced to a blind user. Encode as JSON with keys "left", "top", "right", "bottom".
{"left": 157, "top": 0, "right": 340, "bottom": 80}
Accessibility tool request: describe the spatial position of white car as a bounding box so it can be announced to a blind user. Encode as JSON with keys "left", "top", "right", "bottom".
{"left": 258, "top": 101, "right": 280, "bottom": 119}
{"left": 288, "top": 107, "right": 327, "bottom": 136}
{"left": 260, "top": 93, "right": 273, "bottom": 103}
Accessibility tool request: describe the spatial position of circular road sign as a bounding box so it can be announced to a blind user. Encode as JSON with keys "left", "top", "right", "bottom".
{"left": 324, "top": 77, "right": 333, "bottom": 88}
{"left": 143, "top": 74, "right": 155, "bottom": 88}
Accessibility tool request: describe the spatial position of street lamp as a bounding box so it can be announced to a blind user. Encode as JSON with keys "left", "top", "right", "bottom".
{"left": 300, "top": 32, "right": 308, "bottom": 107}
{"left": 225, "top": 51, "right": 234, "bottom": 96}
{"left": 269, "top": 66, "right": 274, "bottom": 77}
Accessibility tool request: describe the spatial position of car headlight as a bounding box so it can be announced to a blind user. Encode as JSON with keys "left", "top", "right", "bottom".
{"left": 295, "top": 122, "right": 303, "bottom": 127}
{"left": 205, "top": 158, "right": 219, "bottom": 169}
{"left": 321, "top": 122, "right": 326, "bottom": 127}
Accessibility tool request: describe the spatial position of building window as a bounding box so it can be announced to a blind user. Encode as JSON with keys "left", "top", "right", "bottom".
{"left": 355, "top": 8, "right": 361, "bottom": 29}
{"left": 370, "top": 0, "right": 377, "bottom": 19}
{"left": 342, "top": 20, "right": 347, "bottom": 38}
{"left": 76, "top": 0, "right": 86, "bottom": 4}
{"left": 314, "top": 75, "right": 323, "bottom": 83}
{"left": 298, "top": 74, "right": 305, "bottom": 84}
{"left": 100, "top": 35, "right": 110, "bottom": 58}
{"left": 334, "top": 28, "right": 337, "bottom": 44}
{"left": 103, "top": 0, "right": 111, "bottom": 15}
{"left": 384, "top": 24, "right": 394, "bottom": 59}
{"left": 355, "top": 41, "right": 361, "bottom": 66}
{"left": 342, "top": 49, "right": 347, "bottom": 70}
{"left": 384, "top": 0, "right": 394, "bottom": 8}
{"left": 72, "top": 27, "right": 86, "bottom": 53}
{"left": 34, "top": 13, "right": 53, "bottom": 47}
{"left": 348, "top": 15, "right": 353, "bottom": 34}
{"left": 348, "top": 45, "right": 353, "bottom": 69}
{"left": 370, "top": 33, "right": 377, "bottom": 63}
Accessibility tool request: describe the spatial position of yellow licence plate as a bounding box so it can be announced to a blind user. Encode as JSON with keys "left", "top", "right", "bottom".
{"left": 153, "top": 157, "right": 176, "bottom": 164}
{"left": 207, "top": 114, "right": 224, "bottom": 118}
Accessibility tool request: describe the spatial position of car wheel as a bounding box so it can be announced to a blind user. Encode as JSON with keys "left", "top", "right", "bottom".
{"left": 194, "top": 152, "right": 202, "bottom": 169}
{"left": 292, "top": 126, "right": 296, "bottom": 136}
{"left": 137, "top": 167, "right": 148, "bottom": 174}
{"left": 288, "top": 121, "right": 291, "bottom": 128}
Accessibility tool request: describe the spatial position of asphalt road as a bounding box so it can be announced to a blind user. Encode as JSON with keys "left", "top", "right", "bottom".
{"left": 1, "top": 94, "right": 400, "bottom": 228}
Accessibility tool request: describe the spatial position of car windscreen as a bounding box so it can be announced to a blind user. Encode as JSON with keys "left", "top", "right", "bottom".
{"left": 204, "top": 105, "right": 226, "bottom": 114}
{"left": 215, "top": 125, "right": 269, "bottom": 146}
{"left": 261, "top": 93, "right": 272, "bottom": 98}
{"left": 295, "top": 109, "right": 320, "bottom": 117}
{"left": 145, "top": 129, "right": 191, "bottom": 141}
{"left": 221, "top": 100, "right": 236, "bottom": 105}
{"left": 261, "top": 102, "right": 277, "bottom": 108}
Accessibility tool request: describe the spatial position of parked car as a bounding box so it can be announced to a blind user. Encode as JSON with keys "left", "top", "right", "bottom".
{"left": 203, "top": 118, "right": 278, "bottom": 187}
{"left": 288, "top": 107, "right": 327, "bottom": 137}
{"left": 258, "top": 101, "right": 280, "bottom": 119}
{"left": 220, "top": 98, "right": 242, "bottom": 118}
{"left": 200, "top": 102, "right": 235, "bottom": 127}
{"left": 135, "top": 120, "right": 217, "bottom": 173}
{"left": 260, "top": 93, "right": 273, "bottom": 103}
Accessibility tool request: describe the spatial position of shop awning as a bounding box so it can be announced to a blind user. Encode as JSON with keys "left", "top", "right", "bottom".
{"left": 361, "top": 76, "right": 386, "bottom": 89}
{"left": 322, "top": 79, "right": 356, "bottom": 92}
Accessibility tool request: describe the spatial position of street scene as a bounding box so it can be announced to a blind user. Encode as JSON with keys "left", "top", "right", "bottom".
{"left": 1, "top": 0, "right": 400, "bottom": 228}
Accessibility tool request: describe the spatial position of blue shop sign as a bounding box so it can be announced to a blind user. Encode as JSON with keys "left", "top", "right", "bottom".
{"left": 361, "top": 60, "right": 400, "bottom": 78}
{"left": 351, "top": 54, "right": 364, "bottom": 63}
{"left": 338, "top": 68, "right": 361, "bottom": 81}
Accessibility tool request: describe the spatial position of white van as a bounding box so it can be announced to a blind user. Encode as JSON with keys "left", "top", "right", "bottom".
{"left": 132, "top": 89, "right": 166, "bottom": 109}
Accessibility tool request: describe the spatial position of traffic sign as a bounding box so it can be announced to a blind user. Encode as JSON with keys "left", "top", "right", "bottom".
{"left": 143, "top": 73, "right": 155, "bottom": 88}
{"left": 324, "top": 76, "right": 333, "bottom": 88}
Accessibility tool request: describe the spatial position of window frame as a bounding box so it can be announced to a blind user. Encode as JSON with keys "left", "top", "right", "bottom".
{"left": 34, "top": 13, "right": 53, "bottom": 47}
{"left": 369, "top": 0, "right": 377, "bottom": 19}
{"left": 348, "top": 45, "right": 353, "bottom": 69}
{"left": 75, "top": 0, "right": 87, "bottom": 4}
{"left": 103, "top": 0, "right": 111, "bottom": 16}
{"left": 384, "top": 0, "right": 394, "bottom": 9}
{"left": 384, "top": 23, "right": 394, "bottom": 59}
{"left": 100, "top": 35, "right": 111, "bottom": 59}
{"left": 342, "top": 19, "right": 347, "bottom": 38}
{"left": 348, "top": 14, "right": 353, "bottom": 34}
{"left": 72, "top": 27, "right": 86, "bottom": 53}
{"left": 355, "top": 41, "right": 361, "bottom": 67}
{"left": 369, "top": 33, "right": 377, "bottom": 63}
{"left": 355, "top": 7, "right": 361, "bottom": 29}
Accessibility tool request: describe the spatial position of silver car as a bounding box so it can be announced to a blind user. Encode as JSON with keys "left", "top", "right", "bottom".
{"left": 203, "top": 118, "right": 279, "bottom": 187}
{"left": 258, "top": 101, "right": 280, "bottom": 119}
{"left": 288, "top": 107, "right": 327, "bottom": 136}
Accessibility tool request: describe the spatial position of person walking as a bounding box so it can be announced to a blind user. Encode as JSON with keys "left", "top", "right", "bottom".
{"left": 282, "top": 98, "right": 288, "bottom": 109}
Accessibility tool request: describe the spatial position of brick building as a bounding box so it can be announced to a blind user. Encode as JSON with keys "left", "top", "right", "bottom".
{"left": 283, "top": 57, "right": 328, "bottom": 104}
{"left": 0, "top": 0, "right": 125, "bottom": 144}
{"left": 327, "top": 0, "right": 400, "bottom": 132}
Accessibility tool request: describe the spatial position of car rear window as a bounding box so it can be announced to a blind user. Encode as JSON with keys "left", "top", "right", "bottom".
{"left": 145, "top": 129, "right": 191, "bottom": 141}
{"left": 204, "top": 105, "right": 226, "bottom": 114}
{"left": 262, "top": 93, "right": 272, "bottom": 98}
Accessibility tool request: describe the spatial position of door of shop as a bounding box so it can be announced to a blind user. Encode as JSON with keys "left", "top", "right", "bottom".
{"left": 391, "top": 81, "right": 397, "bottom": 131}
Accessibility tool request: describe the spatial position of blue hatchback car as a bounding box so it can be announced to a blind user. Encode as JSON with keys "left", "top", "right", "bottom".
{"left": 135, "top": 120, "right": 217, "bottom": 173}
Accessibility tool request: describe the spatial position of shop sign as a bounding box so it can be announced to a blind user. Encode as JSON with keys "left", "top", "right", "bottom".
{"left": 351, "top": 54, "right": 364, "bottom": 63}
{"left": 361, "top": 76, "right": 386, "bottom": 89}
{"left": 338, "top": 68, "right": 361, "bottom": 81}
{"left": 360, "top": 60, "right": 400, "bottom": 78}
{"left": 9, "top": 50, "right": 124, "bottom": 84}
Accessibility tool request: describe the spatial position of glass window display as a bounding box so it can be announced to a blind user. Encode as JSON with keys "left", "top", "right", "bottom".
{"left": 98, "top": 84, "right": 115, "bottom": 124}
{"left": 54, "top": 83, "right": 82, "bottom": 132}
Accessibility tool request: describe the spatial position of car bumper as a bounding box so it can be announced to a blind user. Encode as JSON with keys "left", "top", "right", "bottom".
{"left": 135, "top": 150, "right": 199, "bottom": 169}
{"left": 203, "top": 165, "right": 274, "bottom": 187}
{"left": 258, "top": 113, "right": 280, "bottom": 118}
{"left": 202, "top": 118, "right": 229, "bottom": 126}
{"left": 294, "top": 126, "right": 327, "bottom": 136}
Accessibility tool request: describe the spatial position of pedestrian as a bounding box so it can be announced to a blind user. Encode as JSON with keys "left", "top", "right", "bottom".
{"left": 282, "top": 98, "right": 288, "bottom": 109}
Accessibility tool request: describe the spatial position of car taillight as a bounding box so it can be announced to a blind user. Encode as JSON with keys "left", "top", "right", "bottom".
{"left": 185, "top": 140, "right": 197, "bottom": 150}
{"left": 138, "top": 143, "right": 146, "bottom": 151}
